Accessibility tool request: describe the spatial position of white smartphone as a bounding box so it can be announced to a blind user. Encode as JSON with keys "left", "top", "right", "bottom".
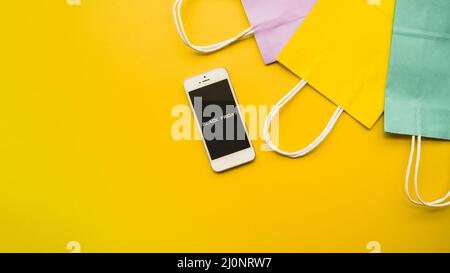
{"left": 184, "top": 68, "right": 256, "bottom": 172}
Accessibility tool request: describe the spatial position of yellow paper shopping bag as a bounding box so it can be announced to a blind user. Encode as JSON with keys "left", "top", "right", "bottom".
{"left": 264, "top": 0, "right": 395, "bottom": 158}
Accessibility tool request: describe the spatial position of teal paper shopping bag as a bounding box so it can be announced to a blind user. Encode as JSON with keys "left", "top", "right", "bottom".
{"left": 385, "top": 0, "right": 450, "bottom": 207}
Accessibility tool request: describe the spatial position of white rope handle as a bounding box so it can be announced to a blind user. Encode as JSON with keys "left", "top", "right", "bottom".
{"left": 173, "top": 0, "right": 255, "bottom": 53}
{"left": 405, "top": 135, "right": 450, "bottom": 207}
{"left": 263, "top": 80, "right": 344, "bottom": 158}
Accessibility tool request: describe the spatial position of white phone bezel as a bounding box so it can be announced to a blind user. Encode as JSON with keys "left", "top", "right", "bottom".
{"left": 184, "top": 67, "right": 255, "bottom": 172}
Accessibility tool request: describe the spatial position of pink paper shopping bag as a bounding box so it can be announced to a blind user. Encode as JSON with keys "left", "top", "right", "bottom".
{"left": 173, "top": 0, "right": 317, "bottom": 64}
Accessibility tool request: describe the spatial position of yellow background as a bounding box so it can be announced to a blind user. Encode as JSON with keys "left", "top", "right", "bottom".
{"left": 0, "top": 0, "right": 448, "bottom": 252}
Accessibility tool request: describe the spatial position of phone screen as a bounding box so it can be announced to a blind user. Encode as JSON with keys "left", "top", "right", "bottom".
{"left": 188, "top": 79, "right": 251, "bottom": 160}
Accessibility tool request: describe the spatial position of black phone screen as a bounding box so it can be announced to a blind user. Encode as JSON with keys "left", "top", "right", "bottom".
{"left": 188, "top": 79, "right": 251, "bottom": 160}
